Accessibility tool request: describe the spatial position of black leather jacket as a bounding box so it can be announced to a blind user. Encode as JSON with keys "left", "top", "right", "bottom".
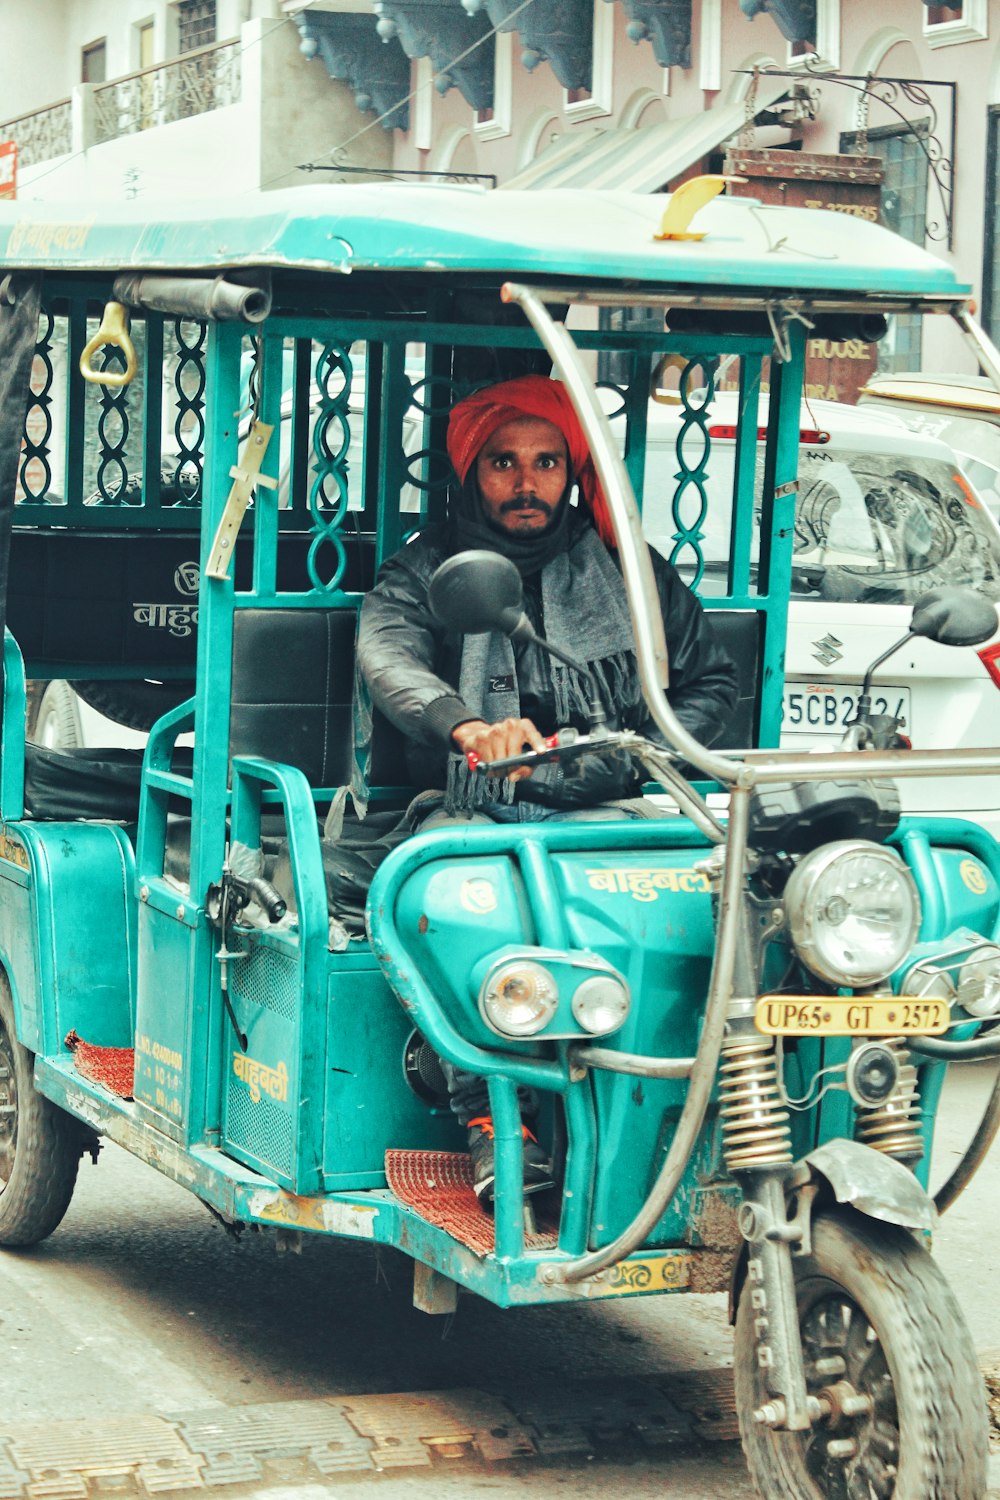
{"left": 357, "top": 522, "right": 739, "bottom": 805}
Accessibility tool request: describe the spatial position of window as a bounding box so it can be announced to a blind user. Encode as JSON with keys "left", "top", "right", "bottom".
{"left": 923, "top": 0, "right": 987, "bottom": 48}
{"left": 176, "top": 0, "right": 216, "bottom": 54}
{"left": 785, "top": 0, "right": 840, "bottom": 71}
{"left": 476, "top": 31, "right": 512, "bottom": 140}
{"left": 82, "top": 39, "right": 107, "bottom": 84}
{"left": 984, "top": 107, "right": 1000, "bottom": 343}
{"left": 563, "top": 0, "right": 613, "bottom": 121}
{"left": 842, "top": 123, "right": 929, "bottom": 373}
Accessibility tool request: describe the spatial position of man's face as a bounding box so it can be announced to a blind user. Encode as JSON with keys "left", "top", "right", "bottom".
{"left": 475, "top": 417, "right": 569, "bottom": 535}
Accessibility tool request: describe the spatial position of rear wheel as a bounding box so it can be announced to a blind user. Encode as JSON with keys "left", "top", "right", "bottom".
{"left": 73, "top": 679, "right": 193, "bottom": 732}
{"left": 0, "top": 976, "right": 81, "bottom": 1246}
{"left": 734, "top": 1210, "right": 987, "bottom": 1499}
{"left": 25, "top": 680, "right": 83, "bottom": 749}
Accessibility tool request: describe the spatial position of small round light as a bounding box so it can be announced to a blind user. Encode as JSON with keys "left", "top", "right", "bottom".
{"left": 785, "top": 840, "right": 920, "bottom": 987}
{"left": 899, "top": 958, "right": 956, "bottom": 1003}
{"left": 480, "top": 961, "right": 558, "bottom": 1037}
{"left": 956, "top": 944, "right": 1000, "bottom": 1017}
{"left": 571, "top": 974, "right": 631, "bottom": 1036}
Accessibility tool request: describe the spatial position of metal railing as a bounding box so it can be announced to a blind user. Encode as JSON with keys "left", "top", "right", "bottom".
{"left": 0, "top": 98, "right": 71, "bottom": 168}
{"left": 92, "top": 37, "right": 241, "bottom": 144}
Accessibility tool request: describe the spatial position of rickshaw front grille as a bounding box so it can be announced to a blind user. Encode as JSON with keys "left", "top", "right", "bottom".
{"left": 223, "top": 943, "right": 299, "bottom": 1179}
{"left": 229, "top": 943, "right": 298, "bottom": 1022}
{"left": 225, "top": 1087, "right": 294, "bottom": 1176}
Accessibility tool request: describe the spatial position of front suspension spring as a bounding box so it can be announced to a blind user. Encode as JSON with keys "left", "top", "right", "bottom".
{"left": 720, "top": 1036, "right": 793, "bottom": 1173}
{"left": 854, "top": 1045, "right": 923, "bottom": 1163}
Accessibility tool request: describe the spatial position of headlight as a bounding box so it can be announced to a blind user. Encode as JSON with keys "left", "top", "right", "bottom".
{"left": 571, "top": 974, "right": 631, "bottom": 1035}
{"left": 480, "top": 960, "right": 558, "bottom": 1037}
{"left": 956, "top": 943, "right": 1000, "bottom": 1017}
{"left": 785, "top": 840, "right": 920, "bottom": 987}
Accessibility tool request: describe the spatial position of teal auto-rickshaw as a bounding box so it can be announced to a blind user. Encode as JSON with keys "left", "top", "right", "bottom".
{"left": 0, "top": 181, "right": 999, "bottom": 1498}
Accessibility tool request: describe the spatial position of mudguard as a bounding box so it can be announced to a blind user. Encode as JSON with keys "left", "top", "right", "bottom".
{"left": 730, "top": 1137, "right": 936, "bottom": 1322}
{"left": 798, "top": 1138, "right": 936, "bottom": 1233}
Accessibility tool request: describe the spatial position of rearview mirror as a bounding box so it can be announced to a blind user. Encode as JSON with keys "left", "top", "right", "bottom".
{"left": 428, "top": 551, "right": 529, "bottom": 638}
{"left": 909, "top": 587, "right": 999, "bottom": 648}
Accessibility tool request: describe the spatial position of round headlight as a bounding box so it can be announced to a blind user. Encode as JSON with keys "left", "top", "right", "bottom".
{"left": 785, "top": 840, "right": 920, "bottom": 987}
{"left": 956, "top": 944, "right": 1000, "bottom": 1017}
{"left": 480, "top": 960, "right": 558, "bottom": 1037}
{"left": 571, "top": 974, "right": 631, "bottom": 1036}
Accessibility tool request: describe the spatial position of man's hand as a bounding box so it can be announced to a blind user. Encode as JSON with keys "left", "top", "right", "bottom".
{"left": 451, "top": 717, "right": 547, "bottom": 781}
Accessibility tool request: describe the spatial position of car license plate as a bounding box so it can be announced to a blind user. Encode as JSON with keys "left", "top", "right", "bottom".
{"left": 782, "top": 682, "right": 911, "bottom": 736}
{"left": 754, "top": 995, "right": 950, "bottom": 1037}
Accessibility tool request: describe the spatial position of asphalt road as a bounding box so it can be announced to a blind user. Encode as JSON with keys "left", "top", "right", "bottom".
{"left": 1, "top": 1062, "right": 999, "bottom": 1499}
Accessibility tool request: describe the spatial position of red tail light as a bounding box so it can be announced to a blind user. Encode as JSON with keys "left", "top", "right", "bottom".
{"left": 707, "top": 425, "right": 830, "bottom": 444}
{"left": 978, "top": 639, "right": 1000, "bottom": 688}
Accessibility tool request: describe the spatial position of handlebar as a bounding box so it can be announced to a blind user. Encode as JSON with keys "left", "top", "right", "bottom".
{"left": 466, "top": 726, "right": 652, "bottom": 777}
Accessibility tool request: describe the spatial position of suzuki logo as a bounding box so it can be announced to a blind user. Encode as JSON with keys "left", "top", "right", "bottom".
{"left": 811, "top": 633, "right": 843, "bottom": 667}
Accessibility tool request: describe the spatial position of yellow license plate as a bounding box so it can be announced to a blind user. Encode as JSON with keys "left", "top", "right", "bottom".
{"left": 754, "top": 995, "right": 951, "bottom": 1037}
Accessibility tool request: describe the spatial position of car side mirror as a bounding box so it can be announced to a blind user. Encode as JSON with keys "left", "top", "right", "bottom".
{"left": 909, "top": 587, "right": 999, "bottom": 648}
{"left": 428, "top": 551, "right": 531, "bottom": 639}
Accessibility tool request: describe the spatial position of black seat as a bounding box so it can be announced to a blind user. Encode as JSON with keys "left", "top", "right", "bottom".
{"left": 229, "top": 606, "right": 411, "bottom": 790}
{"left": 708, "top": 609, "right": 762, "bottom": 750}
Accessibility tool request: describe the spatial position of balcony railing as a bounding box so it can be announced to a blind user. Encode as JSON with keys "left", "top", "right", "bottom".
{"left": 0, "top": 98, "right": 72, "bottom": 168}
{"left": 92, "top": 37, "right": 242, "bottom": 144}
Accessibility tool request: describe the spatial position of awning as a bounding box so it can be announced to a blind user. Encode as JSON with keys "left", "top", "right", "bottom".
{"left": 501, "top": 77, "right": 791, "bottom": 193}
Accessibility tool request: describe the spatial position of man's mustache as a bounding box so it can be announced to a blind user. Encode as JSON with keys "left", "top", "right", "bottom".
{"left": 500, "top": 495, "right": 553, "bottom": 514}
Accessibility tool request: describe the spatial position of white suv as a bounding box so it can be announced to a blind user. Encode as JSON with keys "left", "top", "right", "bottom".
{"left": 637, "top": 394, "right": 1000, "bottom": 835}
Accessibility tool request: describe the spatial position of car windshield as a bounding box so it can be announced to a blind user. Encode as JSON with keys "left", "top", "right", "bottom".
{"left": 643, "top": 439, "right": 1000, "bottom": 605}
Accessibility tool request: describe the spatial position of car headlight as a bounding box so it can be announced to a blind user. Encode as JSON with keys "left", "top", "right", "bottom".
{"left": 956, "top": 943, "right": 1000, "bottom": 1017}
{"left": 480, "top": 960, "right": 559, "bottom": 1038}
{"left": 785, "top": 840, "right": 920, "bottom": 987}
{"left": 572, "top": 974, "right": 631, "bottom": 1035}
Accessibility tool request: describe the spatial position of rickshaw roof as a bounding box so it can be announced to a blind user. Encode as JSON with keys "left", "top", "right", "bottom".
{"left": 0, "top": 185, "right": 969, "bottom": 303}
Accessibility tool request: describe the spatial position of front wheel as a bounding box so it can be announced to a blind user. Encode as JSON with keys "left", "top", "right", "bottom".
{"left": 0, "top": 977, "right": 82, "bottom": 1246}
{"left": 734, "top": 1209, "right": 987, "bottom": 1500}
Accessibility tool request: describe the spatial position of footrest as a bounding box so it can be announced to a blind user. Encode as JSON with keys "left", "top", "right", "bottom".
{"left": 385, "top": 1148, "right": 559, "bottom": 1257}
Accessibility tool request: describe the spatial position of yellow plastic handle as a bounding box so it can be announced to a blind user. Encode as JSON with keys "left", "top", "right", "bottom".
{"left": 79, "top": 301, "right": 138, "bottom": 388}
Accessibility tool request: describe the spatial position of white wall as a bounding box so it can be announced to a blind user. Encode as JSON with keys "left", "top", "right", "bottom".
{"left": 1, "top": 0, "right": 282, "bottom": 124}
{"left": 16, "top": 16, "right": 391, "bottom": 201}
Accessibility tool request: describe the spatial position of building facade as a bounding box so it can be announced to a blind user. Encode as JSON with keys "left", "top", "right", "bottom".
{"left": 2, "top": 1, "right": 1000, "bottom": 371}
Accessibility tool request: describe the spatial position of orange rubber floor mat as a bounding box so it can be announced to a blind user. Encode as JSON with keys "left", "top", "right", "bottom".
{"left": 384, "top": 1149, "right": 559, "bottom": 1257}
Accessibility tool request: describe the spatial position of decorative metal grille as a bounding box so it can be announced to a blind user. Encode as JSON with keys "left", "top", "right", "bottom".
{"left": 171, "top": 320, "right": 206, "bottom": 506}
{"left": 668, "top": 360, "right": 716, "bottom": 588}
{"left": 18, "top": 311, "right": 55, "bottom": 502}
{"left": 92, "top": 39, "right": 240, "bottom": 143}
{"left": 403, "top": 369, "right": 458, "bottom": 524}
{"left": 307, "top": 342, "right": 354, "bottom": 591}
{"left": 94, "top": 351, "right": 133, "bottom": 505}
{"left": 0, "top": 99, "right": 72, "bottom": 169}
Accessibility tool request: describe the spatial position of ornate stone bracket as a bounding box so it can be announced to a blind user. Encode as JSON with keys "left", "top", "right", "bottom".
{"left": 608, "top": 0, "right": 690, "bottom": 69}
{"left": 293, "top": 10, "right": 411, "bottom": 131}
{"left": 462, "top": 0, "right": 592, "bottom": 92}
{"left": 374, "top": 0, "right": 495, "bottom": 111}
{"left": 739, "top": 0, "right": 817, "bottom": 45}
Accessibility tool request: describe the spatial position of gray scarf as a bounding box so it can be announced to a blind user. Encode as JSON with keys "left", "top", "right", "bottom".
{"left": 446, "top": 522, "right": 642, "bottom": 811}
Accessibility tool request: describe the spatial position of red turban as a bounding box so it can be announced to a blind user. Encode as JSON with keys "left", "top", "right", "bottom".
{"left": 446, "top": 375, "right": 614, "bottom": 547}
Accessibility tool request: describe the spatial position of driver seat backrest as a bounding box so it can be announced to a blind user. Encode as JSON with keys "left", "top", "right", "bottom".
{"left": 229, "top": 607, "right": 411, "bottom": 789}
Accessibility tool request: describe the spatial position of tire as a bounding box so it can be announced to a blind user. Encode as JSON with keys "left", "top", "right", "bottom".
{"left": 25, "top": 679, "right": 83, "bottom": 749}
{"left": 72, "top": 679, "right": 194, "bottom": 732}
{"left": 0, "top": 975, "right": 81, "bottom": 1246}
{"left": 734, "top": 1209, "right": 987, "bottom": 1500}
